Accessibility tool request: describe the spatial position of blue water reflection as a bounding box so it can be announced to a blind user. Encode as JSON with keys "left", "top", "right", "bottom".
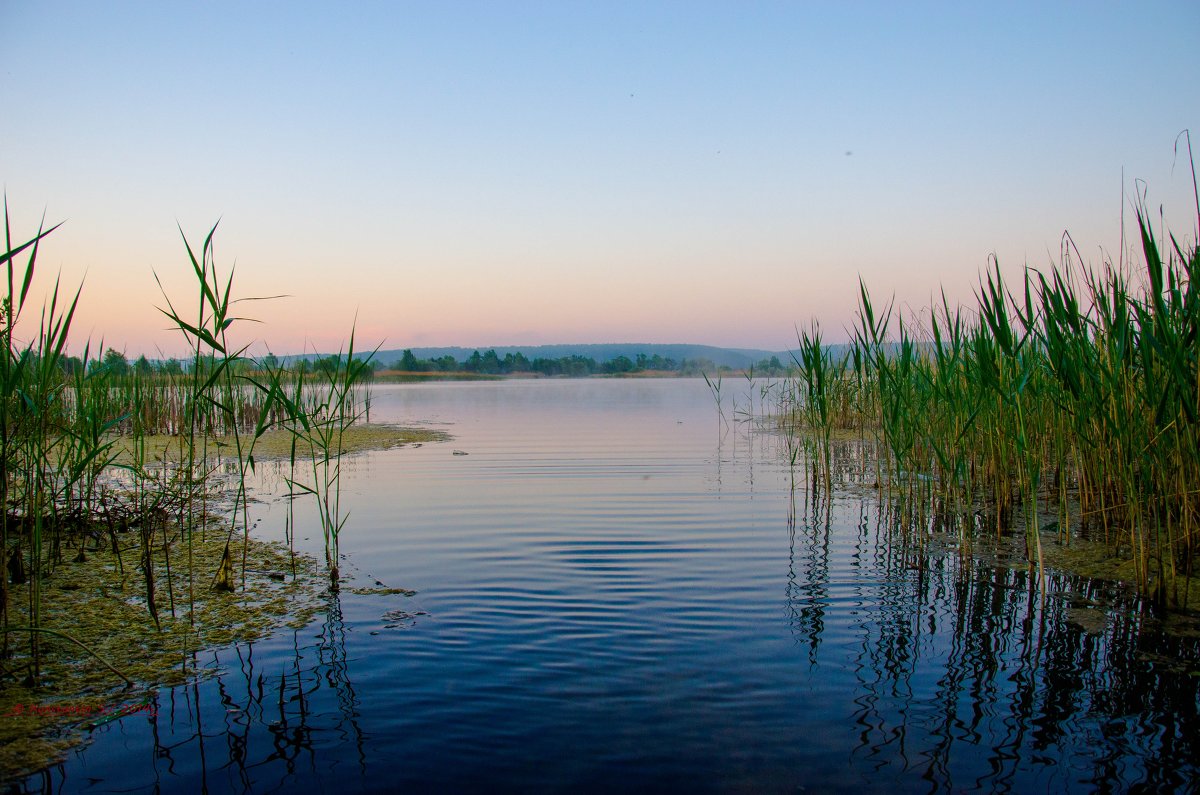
{"left": 15, "top": 380, "right": 1200, "bottom": 793}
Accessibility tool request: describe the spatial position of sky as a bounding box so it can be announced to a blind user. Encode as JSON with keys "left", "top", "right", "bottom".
{"left": 1, "top": 1, "right": 1197, "bottom": 359}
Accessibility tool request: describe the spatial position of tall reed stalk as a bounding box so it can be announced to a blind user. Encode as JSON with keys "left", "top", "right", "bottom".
{"left": 276, "top": 331, "right": 377, "bottom": 591}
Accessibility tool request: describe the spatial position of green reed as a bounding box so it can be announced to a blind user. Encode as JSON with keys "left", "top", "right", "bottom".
{"left": 780, "top": 187, "right": 1199, "bottom": 607}
{"left": 791, "top": 323, "right": 839, "bottom": 493}
{"left": 1, "top": 203, "right": 84, "bottom": 680}
{"left": 2, "top": 209, "right": 370, "bottom": 686}
{"left": 269, "top": 331, "right": 377, "bottom": 591}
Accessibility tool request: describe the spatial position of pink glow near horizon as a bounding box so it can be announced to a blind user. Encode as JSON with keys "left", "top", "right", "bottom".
{"left": 2, "top": 3, "right": 1196, "bottom": 359}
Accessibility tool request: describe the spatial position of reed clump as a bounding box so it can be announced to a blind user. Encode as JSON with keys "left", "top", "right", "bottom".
{"left": 1, "top": 209, "right": 402, "bottom": 705}
{"left": 783, "top": 186, "right": 1199, "bottom": 608}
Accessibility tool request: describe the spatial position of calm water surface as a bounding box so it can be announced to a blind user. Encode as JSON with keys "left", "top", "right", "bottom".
{"left": 16, "top": 380, "right": 1200, "bottom": 793}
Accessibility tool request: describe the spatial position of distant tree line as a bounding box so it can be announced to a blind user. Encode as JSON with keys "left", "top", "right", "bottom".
{"left": 63, "top": 349, "right": 355, "bottom": 379}
{"left": 60, "top": 349, "right": 184, "bottom": 377}
{"left": 62, "top": 348, "right": 793, "bottom": 379}
{"left": 385, "top": 349, "right": 792, "bottom": 377}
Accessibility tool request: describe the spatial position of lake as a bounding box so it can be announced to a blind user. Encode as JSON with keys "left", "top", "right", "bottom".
{"left": 16, "top": 379, "right": 1200, "bottom": 793}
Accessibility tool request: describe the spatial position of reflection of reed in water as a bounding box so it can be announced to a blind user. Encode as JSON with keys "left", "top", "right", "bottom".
{"left": 821, "top": 494, "right": 1200, "bottom": 791}
{"left": 50, "top": 591, "right": 370, "bottom": 793}
{"left": 785, "top": 484, "right": 832, "bottom": 665}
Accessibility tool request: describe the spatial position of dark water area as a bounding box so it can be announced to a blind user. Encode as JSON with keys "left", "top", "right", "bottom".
{"left": 11, "top": 380, "right": 1200, "bottom": 793}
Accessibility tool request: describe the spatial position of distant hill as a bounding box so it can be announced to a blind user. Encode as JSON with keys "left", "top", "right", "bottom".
{"left": 283, "top": 343, "right": 799, "bottom": 370}
{"left": 378, "top": 344, "right": 786, "bottom": 369}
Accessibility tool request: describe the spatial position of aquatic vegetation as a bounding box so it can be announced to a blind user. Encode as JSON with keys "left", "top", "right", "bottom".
{"left": 780, "top": 179, "right": 1199, "bottom": 608}
{"left": 0, "top": 529, "right": 326, "bottom": 778}
{"left": 1, "top": 209, "right": 383, "bottom": 696}
{"left": 264, "top": 328, "right": 380, "bottom": 590}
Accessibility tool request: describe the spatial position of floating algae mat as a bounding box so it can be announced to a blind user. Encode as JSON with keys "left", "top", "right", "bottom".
{"left": 0, "top": 529, "right": 327, "bottom": 779}
{"left": 109, "top": 423, "right": 449, "bottom": 465}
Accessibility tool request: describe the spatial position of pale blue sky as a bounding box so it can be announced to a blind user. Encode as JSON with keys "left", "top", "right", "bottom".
{"left": 2, "top": 1, "right": 1197, "bottom": 357}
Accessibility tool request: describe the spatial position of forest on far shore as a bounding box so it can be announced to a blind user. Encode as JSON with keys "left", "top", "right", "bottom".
{"left": 381, "top": 348, "right": 792, "bottom": 377}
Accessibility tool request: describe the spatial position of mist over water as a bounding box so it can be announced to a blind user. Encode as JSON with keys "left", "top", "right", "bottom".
{"left": 19, "top": 380, "right": 1200, "bottom": 793}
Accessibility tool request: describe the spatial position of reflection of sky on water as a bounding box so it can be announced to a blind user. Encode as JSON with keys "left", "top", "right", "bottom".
{"left": 18, "top": 380, "right": 1200, "bottom": 793}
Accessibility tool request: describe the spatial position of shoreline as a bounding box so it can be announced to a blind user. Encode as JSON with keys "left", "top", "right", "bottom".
{"left": 1, "top": 424, "right": 450, "bottom": 781}
{"left": 108, "top": 422, "right": 450, "bottom": 464}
